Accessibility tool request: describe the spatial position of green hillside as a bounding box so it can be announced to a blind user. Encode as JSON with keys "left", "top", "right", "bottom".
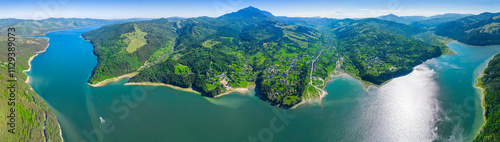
{"left": 410, "top": 13, "right": 471, "bottom": 29}
{"left": 0, "top": 18, "right": 149, "bottom": 36}
{"left": 375, "top": 14, "right": 427, "bottom": 24}
{"left": 328, "top": 18, "right": 446, "bottom": 84}
{"left": 83, "top": 21, "right": 179, "bottom": 84}
{"left": 83, "top": 7, "right": 452, "bottom": 108}
{"left": 435, "top": 12, "right": 500, "bottom": 46}
{"left": 0, "top": 36, "right": 62, "bottom": 141}
{"left": 475, "top": 54, "right": 500, "bottom": 141}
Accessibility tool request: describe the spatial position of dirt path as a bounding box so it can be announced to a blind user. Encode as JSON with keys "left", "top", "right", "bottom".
{"left": 307, "top": 46, "right": 332, "bottom": 101}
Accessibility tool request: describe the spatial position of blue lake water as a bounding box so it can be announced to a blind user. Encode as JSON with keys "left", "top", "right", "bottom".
{"left": 27, "top": 26, "right": 500, "bottom": 141}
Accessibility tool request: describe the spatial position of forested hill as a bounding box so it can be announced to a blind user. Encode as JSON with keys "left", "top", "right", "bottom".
{"left": 476, "top": 54, "right": 500, "bottom": 141}
{"left": 83, "top": 6, "right": 452, "bottom": 108}
{"left": 0, "top": 36, "right": 62, "bottom": 141}
{"left": 435, "top": 12, "right": 500, "bottom": 46}
{"left": 376, "top": 14, "right": 427, "bottom": 24}
{"left": 410, "top": 13, "right": 471, "bottom": 29}
{"left": 327, "top": 18, "right": 446, "bottom": 84}
{"left": 0, "top": 18, "right": 149, "bottom": 35}
{"left": 375, "top": 13, "right": 470, "bottom": 29}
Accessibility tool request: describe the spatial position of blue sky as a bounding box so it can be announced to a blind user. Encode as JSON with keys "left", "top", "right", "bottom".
{"left": 2, "top": 0, "right": 500, "bottom": 19}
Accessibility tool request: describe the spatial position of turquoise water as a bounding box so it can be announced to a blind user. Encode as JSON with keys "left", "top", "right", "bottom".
{"left": 27, "top": 27, "right": 500, "bottom": 141}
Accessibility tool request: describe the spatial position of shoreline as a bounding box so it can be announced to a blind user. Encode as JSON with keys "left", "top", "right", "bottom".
{"left": 291, "top": 71, "right": 341, "bottom": 109}
{"left": 456, "top": 41, "right": 500, "bottom": 48}
{"left": 474, "top": 75, "right": 486, "bottom": 139}
{"left": 125, "top": 82, "right": 257, "bottom": 98}
{"left": 345, "top": 45, "right": 460, "bottom": 92}
{"left": 24, "top": 38, "right": 50, "bottom": 84}
{"left": 472, "top": 54, "right": 496, "bottom": 139}
{"left": 333, "top": 71, "right": 386, "bottom": 91}
{"left": 86, "top": 41, "right": 459, "bottom": 110}
{"left": 58, "top": 123, "right": 64, "bottom": 142}
{"left": 289, "top": 100, "right": 307, "bottom": 109}
{"left": 21, "top": 37, "right": 65, "bottom": 141}
{"left": 88, "top": 72, "right": 138, "bottom": 87}
{"left": 124, "top": 82, "right": 201, "bottom": 94}
{"left": 213, "top": 85, "right": 255, "bottom": 98}
{"left": 22, "top": 25, "right": 110, "bottom": 142}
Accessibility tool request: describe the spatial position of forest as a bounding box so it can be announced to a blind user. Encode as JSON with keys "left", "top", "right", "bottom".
{"left": 475, "top": 54, "right": 500, "bottom": 142}
{"left": 435, "top": 12, "right": 500, "bottom": 46}
{"left": 328, "top": 18, "right": 446, "bottom": 84}
{"left": 0, "top": 36, "right": 62, "bottom": 141}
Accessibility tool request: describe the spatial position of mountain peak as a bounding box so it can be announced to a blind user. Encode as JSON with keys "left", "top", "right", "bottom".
{"left": 381, "top": 14, "right": 399, "bottom": 18}
{"left": 238, "top": 6, "right": 275, "bottom": 17}
{"left": 219, "top": 6, "right": 275, "bottom": 19}
{"left": 216, "top": 6, "right": 276, "bottom": 30}
{"left": 241, "top": 6, "right": 260, "bottom": 11}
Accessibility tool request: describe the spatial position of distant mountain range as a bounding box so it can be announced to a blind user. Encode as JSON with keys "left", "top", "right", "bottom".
{"left": 435, "top": 12, "right": 500, "bottom": 46}
{"left": 376, "top": 14, "right": 428, "bottom": 24}
{"left": 0, "top": 18, "right": 154, "bottom": 35}
{"left": 375, "top": 13, "right": 471, "bottom": 25}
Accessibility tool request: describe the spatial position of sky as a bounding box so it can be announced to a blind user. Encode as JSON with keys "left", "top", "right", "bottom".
{"left": 2, "top": 0, "right": 500, "bottom": 19}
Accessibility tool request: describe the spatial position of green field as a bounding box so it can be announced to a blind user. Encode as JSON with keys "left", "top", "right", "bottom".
{"left": 122, "top": 25, "right": 148, "bottom": 53}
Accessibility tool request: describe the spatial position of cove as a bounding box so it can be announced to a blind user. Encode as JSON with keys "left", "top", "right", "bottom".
{"left": 27, "top": 26, "right": 500, "bottom": 141}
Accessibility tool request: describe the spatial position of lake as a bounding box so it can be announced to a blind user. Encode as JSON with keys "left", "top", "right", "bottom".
{"left": 27, "top": 26, "right": 500, "bottom": 141}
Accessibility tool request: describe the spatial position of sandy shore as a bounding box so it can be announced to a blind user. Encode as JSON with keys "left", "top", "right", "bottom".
{"left": 125, "top": 82, "right": 256, "bottom": 98}
{"left": 21, "top": 38, "right": 64, "bottom": 141}
{"left": 291, "top": 72, "right": 337, "bottom": 109}
{"left": 58, "top": 123, "right": 64, "bottom": 142}
{"left": 290, "top": 71, "right": 384, "bottom": 109}
{"left": 290, "top": 89, "right": 327, "bottom": 109}
{"left": 214, "top": 85, "right": 255, "bottom": 98}
{"left": 289, "top": 100, "right": 307, "bottom": 109}
{"left": 24, "top": 40, "right": 50, "bottom": 84}
{"left": 88, "top": 72, "right": 138, "bottom": 87}
{"left": 474, "top": 75, "right": 487, "bottom": 138}
{"left": 331, "top": 71, "right": 385, "bottom": 91}
{"left": 124, "top": 82, "right": 200, "bottom": 94}
{"left": 472, "top": 55, "right": 494, "bottom": 138}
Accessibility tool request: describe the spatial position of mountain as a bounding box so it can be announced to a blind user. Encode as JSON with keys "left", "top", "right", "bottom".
{"left": 0, "top": 18, "right": 26, "bottom": 27}
{"left": 435, "top": 12, "right": 500, "bottom": 46}
{"left": 376, "top": 14, "right": 428, "bottom": 24}
{"left": 376, "top": 13, "right": 472, "bottom": 27}
{"left": 428, "top": 13, "right": 472, "bottom": 19}
{"left": 276, "top": 16, "right": 336, "bottom": 29}
{"left": 83, "top": 19, "right": 180, "bottom": 84}
{"left": 411, "top": 13, "right": 471, "bottom": 29}
{"left": 215, "top": 6, "right": 276, "bottom": 30}
{"left": 83, "top": 6, "right": 451, "bottom": 108}
{"left": 0, "top": 18, "right": 149, "bottom": 35}
{"left": 83, "top": 6, "right": 320, "bottom": 107}
{"left": 83, "top": 6, "right": 279, "bottom": 86}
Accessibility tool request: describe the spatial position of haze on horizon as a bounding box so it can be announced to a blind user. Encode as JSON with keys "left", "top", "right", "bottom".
{"left": 2, "top": 0, "right": 499, "bottom": 20}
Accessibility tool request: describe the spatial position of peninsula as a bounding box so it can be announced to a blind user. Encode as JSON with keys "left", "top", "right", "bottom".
{"left": 83, "top": 6, "right": 459, "bottom": 108}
